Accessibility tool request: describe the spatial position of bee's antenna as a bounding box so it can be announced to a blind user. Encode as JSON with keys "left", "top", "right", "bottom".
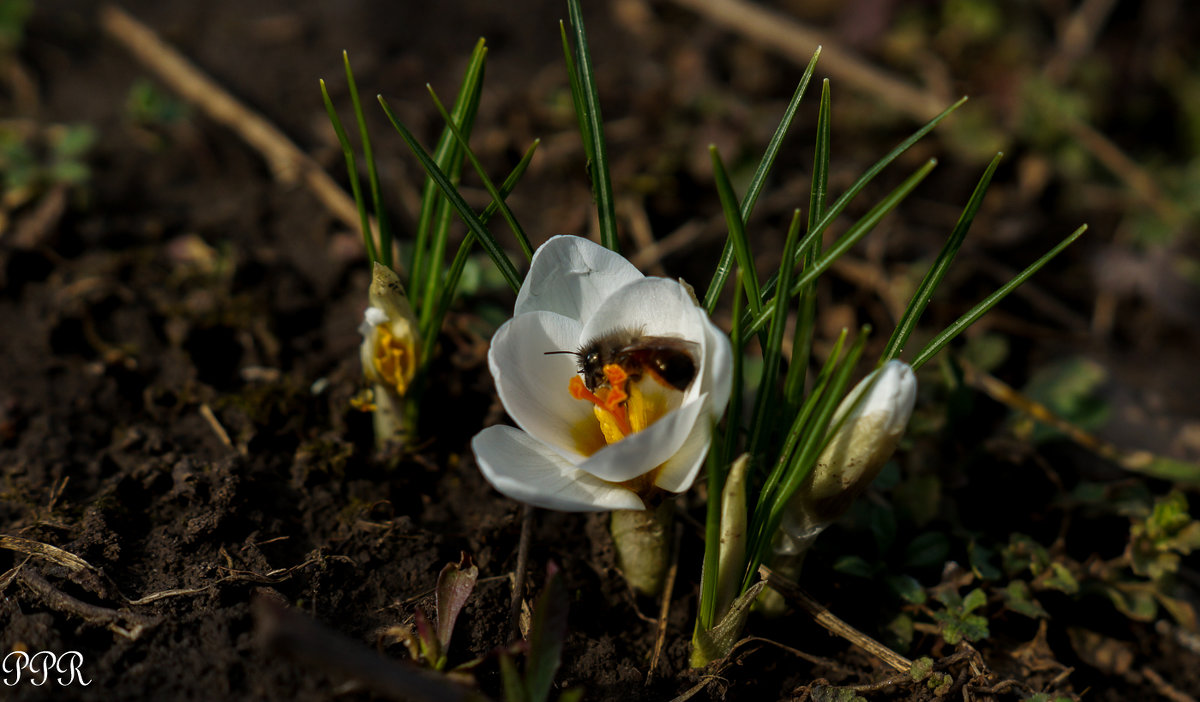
{"left": 543, "top": 350, "right": 579, "bottom": 356}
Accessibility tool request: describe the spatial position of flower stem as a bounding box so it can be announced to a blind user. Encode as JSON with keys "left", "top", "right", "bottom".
{"left": 610, "top": 501, "right": 673, "bottom": 596}
{"left": 371, "top": 383, "right": 415, "bottom": 451}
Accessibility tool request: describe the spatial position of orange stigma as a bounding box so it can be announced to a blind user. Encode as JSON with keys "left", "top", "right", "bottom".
{"left": 568, "top": 366, "right": 634, "bottom": 437}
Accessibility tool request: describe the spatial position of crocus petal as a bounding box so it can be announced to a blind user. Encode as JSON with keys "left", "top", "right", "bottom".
{"left": 473, "top": 426, "right": 644, "bottom": 511}
{"left": 580, "top": 277, "right": 713, "bottom": 399}
{"left": 575, "top": 393, "right": 707, "bottom": 483}
{"left": 699, "top": 311, "right": 733, "bottom": 421}
{"left": 488, "top": 310, "right": 597, "bottom": 461}
{"left": 835, "top": 360, "right": 917, "bottom": 436}
{"left": 514, "top": 235, "right": 643, "bottom": 320}
{"left": 653, "top": 404, "right": 714, "bottom": 493}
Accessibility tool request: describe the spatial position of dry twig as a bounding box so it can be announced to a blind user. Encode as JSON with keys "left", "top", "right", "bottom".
{"left": 646, "top": 521, "right": 683, "bottom": 683}
{"left": 98, "top": 5, "right": 365, "bottom": 234}
{"left": 662, "top": 0, "right": 948, "bottom": 122}
{"left": 19, "top": 569, "right": 157, "bottom": 640}
{"left": 759, "top": 564, "right": 913, "bottom": 673}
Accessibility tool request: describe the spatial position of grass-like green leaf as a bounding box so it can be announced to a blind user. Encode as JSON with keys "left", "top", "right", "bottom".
{"left": 744, "top": 326, "right": 871, "bottom": 591}
{"left": 319, "top": 78, "right": 378, "bottom": 265}
{"left": 710, "top": 146, "right": 764, "bottom": 320}
{"left": 378, "top": 94, "right": 522, "bottom": 295}
{"left": 342, "top": 51, "right": 392, "bottom": 268}
{"left": 703, "top": 48, "right": 821, "bottom": 313}
{"left": 881, "top": 152, "right": 1004, "bottom": 363}
{"left": 753, "top": 97, "right": 968, "bottom": 311}
{"left": 418, "top": 51, "right": 488, "bottom": 335}
{"left": 698, "top": 422, "right": 728, "bottom": 632}
{"left": 910, "top": 224, "right": 1087, "bottom": 370}
{"left": 743, "top": 159, "right": 940, "bottom": 337}
{"left": 410, "top": 38, "right": 488, "bottom": 312}
{"left": 526, "top": 564, "right": 569, "bottom": 702}
{"left": 722, "top": 270, "right": 747, "bottom": 467}
{"left": 427, "top": 139, "right": 540, "bottom": 363}
{"left": 498, "top": 652, "right": 526, "bottom": 702}
{"left": 565, "top": 0, "right": 619, "bottom": 252}
{"left": 426, "top": 84, "right": 534, "bottom": 262}
{"left": 747, "top": 210, "right": 804, "bottom": 459}
{"left": 559, "top": 21, "right": 591, "bottom": 166}
{"left": 783, "top": 79, "right": 832, "bottom": 405}
{"left": 759, "top": 328, "right": 847, "bottom": 508}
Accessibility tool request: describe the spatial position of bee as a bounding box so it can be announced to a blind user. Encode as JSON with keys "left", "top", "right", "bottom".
{"left": 547, "top": 328, "right": 699, "bottom": 393}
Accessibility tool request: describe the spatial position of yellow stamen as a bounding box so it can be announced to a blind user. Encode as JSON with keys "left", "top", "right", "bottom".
{"left": 569, "top": 375, "right": 633, "bottom": 437}
{"left": 350, "top": 387, "right": 378, "bottom": 412}
{"left": 372, "top": 324, "right": 416, "bottom": 396}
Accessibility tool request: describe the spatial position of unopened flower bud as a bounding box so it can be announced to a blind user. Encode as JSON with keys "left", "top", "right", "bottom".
{"left": 792, "top": 360, "right": 915, "bottom": 527}
{"left": 360, "top": 263, "right": 420, "bottom": 397}
{"left": 358, "top": 263, "right": 420, "bottom": 446}
{"left": 781, "top": 360, "right": 917, "bottom": 549}
{"left": 759, "top": 361, "right": 916, "bottom": 616}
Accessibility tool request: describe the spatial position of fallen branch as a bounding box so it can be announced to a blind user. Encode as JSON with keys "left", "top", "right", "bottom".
{"left": 98, "top": 4, "right": 366, "bottom": 235}
{"left": 662, "top": 0, "right": 948, "bottom": 122}
{"left": 19, "top": 569, "right": 157, "bottom": 640}
{"left": 759, "top": 564, "right": 912, "bottom": 673}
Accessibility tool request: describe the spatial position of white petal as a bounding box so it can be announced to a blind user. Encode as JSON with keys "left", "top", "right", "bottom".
{"left": 581, "top": 277, "right": 707, "bottom": 343}
{"left": 575, "top": 393, "right": 706, "bottom": 483}
{"left": 653, "top": 403, "right": 714, "bottom": 493}
{"left": 699, "top": 313, "right": 733, "bottom": 421}
{"left": 488, "top": 310, "right": 596, "bottom": 461}
{"left": 360, "top": 306, "right": 388, "bottom": 335}
{"left": 514, "top": 235, "right": 643, "bottom": 320}
{"left": 835, "top": 360, "right": 917, "bottom": 436}
{"left": 472, "top": 426, "right": 644, "bottom": 511}
{"left": 580, "top": 277, "right": 717, "bottom": 407}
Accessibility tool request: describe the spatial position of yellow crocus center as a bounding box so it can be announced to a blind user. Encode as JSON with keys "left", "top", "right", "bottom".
{"left": 569, "top": 364, "right": 672, "bottom": 450}
{"left": 372, "top": 323, "right": 416, "bottom": 396}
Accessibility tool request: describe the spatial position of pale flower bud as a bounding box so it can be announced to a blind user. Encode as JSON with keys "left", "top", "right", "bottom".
{"left": 358, "top": 263, "right": 420, "bottom": 446}
{"left": 359, "top": 263, "right": 420, "bottom": 398}
{"left": 781, "top": 360, "right": 917, "bottom": 548}
{"left": 759, "top": 361, "right": 916, "bottom": 616}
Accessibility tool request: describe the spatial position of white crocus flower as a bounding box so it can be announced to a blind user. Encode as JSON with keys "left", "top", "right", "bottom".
{"left": 472, "top": 235, "right": 732, "bottom": 512}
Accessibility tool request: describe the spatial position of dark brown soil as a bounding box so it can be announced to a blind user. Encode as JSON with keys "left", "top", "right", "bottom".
{"left": 3, "top": 1, "right": 1199, "bottom": 701}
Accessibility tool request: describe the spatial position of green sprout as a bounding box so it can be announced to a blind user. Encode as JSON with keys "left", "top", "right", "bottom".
{"left": 321, "top": 43, "right": 535, "bottom": 448}
{"left": 690, "top": 60, "right": 1085, "bottom": 665}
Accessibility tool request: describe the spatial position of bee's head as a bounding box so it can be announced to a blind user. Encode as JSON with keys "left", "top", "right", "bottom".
{"left": 544, "top": 343, "right": 606, "bottom": 391}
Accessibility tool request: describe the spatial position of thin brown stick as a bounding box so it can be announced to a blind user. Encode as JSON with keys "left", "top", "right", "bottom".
{"left": 958, "top": 358, "right": 1200, "bottom": 482}
{"left": 1141, "top": 666, "right": 1198, "bottom": 702}
{"left": 200, "top": 402, "right": 241, "bottom": 454}
{"left": 98, "top": 5, "right": 365, "bottom": 234}
{"left": 1061, "top": 114, "right": 1185, "bottom": 229}
{"left": 1044, "top": 0, "right": 1120, "bottom": 84}
{"left": 0, "top": 535, "right": 96, "bottom": 573}
{"left": 759, "top": 565, "right": 912, "bottom": 673}
{"left": 509, "top": 504, "right": 534, "bottom": 640}
{"left": 629, "top": 219, "right": 713, "bottom": 271}
{"left": 646, "top": 521, "right": 683, "bottom": 684}
{"left": 621, "top": 197, "right": 667, "bottom": 277}
{"left": 734, "top": 635, "right": 845, "bottom": 671}
{"left": 19, "top": 569, "right": 157, "bottom": 639}
{"left": 663, "top": 0, "right": 948, "bottom": 122}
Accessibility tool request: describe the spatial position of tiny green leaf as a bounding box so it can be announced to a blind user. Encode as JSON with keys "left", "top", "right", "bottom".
{"left": 525, "top": 563, "right": 569, "bottom": 702}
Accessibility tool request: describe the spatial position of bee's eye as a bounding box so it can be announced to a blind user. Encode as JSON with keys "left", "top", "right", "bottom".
{"left": 586, "top": 352, "right": 599, "bottom": 365}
